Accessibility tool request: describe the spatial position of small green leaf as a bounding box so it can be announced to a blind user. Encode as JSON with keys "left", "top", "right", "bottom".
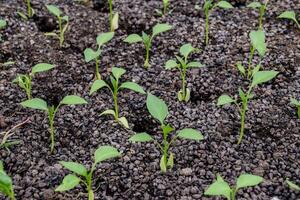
{"left": 167, "top": 152, "right": 174, "bottom": 168}
{"left": 124, "top": 34, "right": 143, "bottom": 43}
{"left": 21, "top": 98, "right": 48, "bottom": 111}
{"left": 84, "top": 48, "right": 101, "bottom": 63}
{"left": 203, "top": 0, "right": 213, "bottom": 11}
{"left": 216, "top": 1, "right": 233, "bottom": 9}
{"left": 278, "top": 11, "right": 297, "bottom": 24}
{"left": 129, "top": 132, "right": 154, "bottom": 142}
{"left": 291, "top": 98, "right": 300, "bottom": 106}
{"left": 152, "top": 23, "right": 172, "bottom": 37}
{"left": 236, "top": 62, "right": 245, "bottom": 76}
{"left": 90, "top": 80, "right": 109, "bottom": 95}
{"left": 250, "top": 30, "right": 267, "bottom": 57}
{"left": 55, "top": 174, "right": 80, "bottom": 192}
{"left": 217, "top": 95, "right": 235, "bottom": 106}
{"left": 146, "top": 92, "right": 168, "bottom": 125}
{"left": 111, "top": 12, "right": 119, "bottom": 31}
{"left": 96, "top": 32, "right": 115, "bottom": 46}
{"left": 286, "top": 179, "right": 300, "bottom": 191}
{"left": 45, "top": 32, "right": 58, "bottom": 37}
{"left": 165, "top": 59, "right": 178, "bottom": 70}
{"left": 60, "top": 95, "right": 87, "bottom": 105}
{"left": 251, "top": 64, "right": 261, "bottom": 77}
{"left": 111, "top": 67, "right": 126, "bottom": 80}
{"left": 94, "top": 146, "right": 121, "bottom": 164}
{"left": 59, "top": 161, "right": 87, "bottom": 177}
{"left": 160, "top": 155, "right": 167, "bottom": 173}
{"left": 118, "top": 117, "right": 129, "bottom": 129}
{"left": 31, "top": 63, "right": 55, "bottom": 74}
{"left": 46, "top": 5, "right": 62, "bottom": 17}
{"left": 0, "top": 19, "right": 7, "bottom": 29}
{"left": 119, "top": 82, "right": 145, "bottom": 94}
{"left": 100, "top": 109, "right": 116, "bottom": 116}
{"left": 180, "top": 43, "right": 195, "bottom": 59}
{"left": 239, "top": 88, "right": 246, "bottom": 101}
{"left": 236, "top": 174, "right": 263, "bottom": 190}
{"left": 62, "top": 15, "right": 69, "bottom": 22}
{"left": 162, "top": 124, "right": 174, "bottom": 135}
{"left": 177, "top": 128, "right": 204, "bottom": 141}
{"left": 185, "top": 88, "right": 191, "bottom": 102}
{"left": 204, "top": 178, "right": 231, "bottom": 199}
{"left": 187, "top": 61, "right": 204, "bottom": 68}
{"left": 142, "top": 32, "right": 150, "bottom": 44}
{"left": 251, "top": 70, "right": 278, "bottom": 87}
{"left": 247, "top": 2, "right": 262, "bottom": 9}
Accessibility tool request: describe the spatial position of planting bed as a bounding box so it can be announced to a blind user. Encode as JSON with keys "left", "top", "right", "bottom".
{"left": 0, "top": 0, "right": 300, "bottom": 199}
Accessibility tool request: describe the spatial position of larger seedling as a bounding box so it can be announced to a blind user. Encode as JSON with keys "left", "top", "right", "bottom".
{"left": 247, "top": 0, "right": 270, "bottom": 30}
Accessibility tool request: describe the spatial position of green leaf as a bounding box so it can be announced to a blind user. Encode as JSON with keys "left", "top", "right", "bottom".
{"left": 55, "top": 174, "right": 80, "bottom": 192}
{"left": 31, "top": 63, "right": 55, "bottom": 74}
{"left": 142, "top": 32, "right": 150, "bottom": 44}
{"left": 94, "top": 146, "right": 121, "bottom": 164}
{"left": 0, "top": 19, "right": 7, "bottom": 29}
{"left": 152, "top": 23, "right": 172, "bottom": 37}
{"left": 204, "top": 178, "right": 231, "bottom": 199}
{"left": 180, "top": 43, "right": 195, "bottom": 59}
{"left": 100, "top": 109, "right": 116, "bottom": 117}
{"left": 236, "top": 62, "right": 245, "bottom": 76}
{"left": 167, "top": 152, "right": 174, "bottom": 168}
{"left": 165, "top": 59, "right": 178, "bottom": 70}
{"left": 96, "top": 32, "right": 114, "bottom": 46}
{"left": 90, "top": 80, "right": 109, "bottom": 95}
{"left": 162, "top": 124, "right": 174, "bottom": 135}
{"left": 217, "top": 95, "right": 235, "bottom": 106}
{"left": 119, "top": 82, "right": 145, "bottom": 94}
{"left": 247, "top": 2, "right": 262, "bottom": 9}
{"left": 146, "top": 93, "right": 168, "bottom": 125}
{"left": 290, "top": 98, "right": 300, "bottom": 106}
{"left": 236, "top": 174, "right": 263, "bottom": 190}
{"left": 124, "top": 34, "right": 143, "bottom": 43}
{"left": 187, "top": 61, "right": 204, "bottom": 68}
{"left": 251, "top": 64, "right": 261, "bottom": 77}
{"left": 59, "top": 161, "right": 87, "bottom": 177}
{"left": 286, "top": 179, "right": 300, "bottom": 191}
{"left": 203, "top": 0, "right": 213, "bottom": 11}
{"left": 250, "top": 30, "right": 267, "bottom": 57}
{"left": 60, "top": 95, "right": 87, "bottom": 105}
{"left": 129, "top": 132, "right": 154, "bottom": 142}
{"left": 278, "top": 11, "right": 297, "bottom": 23}
{"left": 111, "top": 67, "right": 126, "bottom": 80}
{"left": 46, "top": 5, "right": 62, "bottom": 17}
{"left": 62, "top": 15, "right": 69, "bottom": 22}
{"left": 177, "top": 128, "right": 204, "bottom": 141}
{"left": 239, "top": 88, "right": 246, "bottom": 101}
{"left": 84, "top": 48, "right": 101, "bottom": 63}
{"left": 111, "top": 12, "right": 119, "bottom": 31}
{"left": 118, "top": 117, "right": 129, "bottom": 129}
{"left": 216, "top": 1, "right": 233, "bottom": 9}
{"left": 21, "top": 98, "right": 48, "bottom": 111}
{"left": 160, "top": 155, "right": 167, "bottom": 173}
{"left": 251, "top": 70, "right": 278, "bottom": 87}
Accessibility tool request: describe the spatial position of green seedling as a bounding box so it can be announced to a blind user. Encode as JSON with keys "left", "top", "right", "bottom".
{"left": 165, "top": 43, "right": 204, "bottom": 102}
{"left": 108, "top": 0, "right": 119, "bottom": 32}
{"left": 17, "top": 0, "right": 34, "bottom": 20}
{"left": 247, "top": 1, "right": 270, "bottom": 30}
{"left": 45, "top": 5, "right": 69, "bottom": 47}
{"left": 124, "top": 23, "right": 172, "bottom": 68}
{"left": 84, "top": 32, "right": 114, "bottom": 80}
{"left": 203, "top": 0, "right": 233, "bottom": 46}
{"left": 290, "top": 98, "right": 300, "bottom": 118}
{"left": 156, "top": 0, "right": 170, "bottom": 16}
{"left": 20, "top": 95, "right": 87, "bottom": 152}
{"left": 13, "top": 63, "right": 55, "bottom": 100}
{"left": 129, "top": 93, "right": 203, "bottom": 173}
{"left": 90, "top": 67, "right": 145, "bottom": 128}
{"left": 236, "top": 30, "right": 266, "bottom": 79}
{"left": 55, "top": 146, "right": 120, "bottom": 200}
{"left": 278, "top": 11, "right": 300, "bottom": 29}
{"left": 218, "top": 70, "right": 278, "bottom": 144}
{"left": 286, "top": 179, "right": 300, "bottom": 191}
{"left": 0, "top": 161, "right": 15, "bottom": 200}
{"left": 0, "top": 19, "right": 7, "bottom": 42}
{"left": 205, "top": 173, "right": 263, "bottom": 200}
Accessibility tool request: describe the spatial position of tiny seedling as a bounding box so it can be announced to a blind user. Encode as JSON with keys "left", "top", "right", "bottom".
{"left": 218, "top": 70, "right": 278, "bottom": 144}
{"left": 84, "top": 32, "right": 114, "bottom": 80}
{"left": 20, "top": 95, "right": 87, "bottom": 152}
{"left": 108, "top": 0, "right": 119, "bottom": 32}
{"left": 0, "top": 161, "right": 15, "bottom": 200}
{"left": 124, "top": 23, "right": 172, "bottom": 68}
{"left": 278, "top": 11, "right": 300, "bottom": 29}
{"left": 165, "top": 43, "right": 204, "bottom": 102}
{"left": 90, "top": 67, "right": 145, "bottom": 128}
{"left": 0, "top": 19, "right": 7, "bottom": 42}
{"left": 205, "top": 173, "right": 263, "bottom": 200}
{"left": 290, "top": 98, "right": 300, "bottom": 118}
{"left": 247, "top": 0, "right": 270, "bottom": 30}
{"left": 156, "top": 0, "right": 170, "bottom": 16}
{"left": 203, "top": 0, "right": 233, "bottom": 46}
{"left": 45, "top": 5, "right": 69, "bottom": 47}
{"left": 55, "top": 146, "right": 120, "bottom": 200}
{"left": 13, "top": 63, "right": 55, "bottom": 100}
{"left": 129, "top": 93, "right": 203, "bottom": 173}
{"left": 17, "top": 0, "right": 34, "bottom": 20}
{"left": 286, "top": 179, "right": 300, "bottom": 191}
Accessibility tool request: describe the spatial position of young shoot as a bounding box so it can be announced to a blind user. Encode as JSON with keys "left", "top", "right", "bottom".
{"left": 13, "top": 63, "right": 55, "bottom": 100}
{"left": 45, "top": 5, "right": 69, "bottom": 47}
{"left": 156, "top": 0, "right": 170, "bottom": 16}
{"left": 89, "top": 67, "right": 145, "bottom": 128}
{"left": 20, "top": 95, "right": 87, "bottom": 152}
{"left": 286, "top": 179, "right": 300, "bottom": 191}
{"left": 278, "top": 11, "right": 300, "bottom": 29}
{"left": 17, "top": 0, "right": 34, "bottom": 20}
{"left": 108, "top": 0, "right": 119, "bottom": 32}
{"left": 129, "top": 93, "right": 203, "bottom": 173}
{"left": 205, "top": 173, "right": 263, "bottom": 200}
{"left": 290, "top": 98, "right": 300, "bottom": 118}
{"left": 55, "top": 146, "right": 120, "bottom": 200}
{"left": 247, "top": 0, "right": 270, "bottom": 30}
{"left": 203, "top": 0, "right": 233, "bottom": 46}
{"left": 84, "top": 32, "right": 114, "bottom": 80}
{"left": 0, "top": 161, "right": 15, "bottom": 200}
{"left": 217, "top": 70, "right": 278, "bottom": 144}
{"left": 124, "top": 23, "right": 172, "bottom": 69}
{"left": 0, "top": 19, "right": 7, "bottom": 42}
{"left": 165, "top": 43, "right": 204, "bottom": 102}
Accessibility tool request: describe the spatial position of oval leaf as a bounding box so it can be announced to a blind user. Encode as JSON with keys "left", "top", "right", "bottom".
{"left": 146, "top": 93, "right": 168, "bottom": 125}
{"left": 94, "top": 146, "right": 121, "bottom": 164}
{"left": 250, "top": 30, "right": 267, "bottom": 57}
{"left": 118, "top": 117, "right": 129, "bottom": 129}
{"left": 152, "top": 23, "right": 172, "bottom": 37}
{"left": 286, "top": 179, "right": 300, "bottom": 191}
{"left": 21, "top": 98, "right": 48, "bottom": 111}
{"left": 247, "top": 2, "right": 262, "bottom": 9}
{"left": 60, "top": 95, "right": 87, "bottom": 105}
{"left": 96, "top": 32, "right": 114, "bottom": 46}
{"left": 217, "top": 95, "right": 235, "bottom": 106}
{"left": 46, "top": 5, "right": 62, "bottom": 17}
{"left": 236, "top": 174, "right": 263, "bottom": 190}
{"left": 180, "top": 43, "right": 195, "bottom": 59}
{"left": 90, "top": 80, "right": 109, "bottom": 95}
{"left": 112, "top": 67, "right": 126, "bottom": 80}
{"left": 0, "top": 19, "right": 7, "bottom": 29}
{"left": 129, "top": 132, "right": 154, "bottom": 142}
{"left": 59, "top": 161, "right": 87, "bottom": 177}
{"left": 216, "top": 1, "right": 233, "bottom": 9}
{"left": 120, "top": 82, "right": 145, "bottom": 94}
{"left": 187, "top": 61, "right": 204, "bottom": 68}
{"left": 124, "top": 34, "right": 143, "bottom": 44}
{"left": 165, "top": 59, "right": 178, "bottom": 70}
{"left": 278, "top": 11, "right": 296, "bottom": 22}
{"left": 84, "top": 48, "right": 101, "bottom": 63}
{"left": 251, "top": 70, "right": 278, "bottom": 87}
{"left": 204, "top": 180, "right": 231, "bottom": 199}
{"left": 177, "top": 128, "right": 203, "bottom": 141}
{"left": 32, "top": 63, "right": 55, "bottom": 74}
{"left": 55, "top": 174, "right": 80, "bottom": 192}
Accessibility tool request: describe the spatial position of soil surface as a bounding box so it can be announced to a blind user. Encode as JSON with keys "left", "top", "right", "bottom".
{"left": 0, "top": 0, "right": 300, "bottom": 199}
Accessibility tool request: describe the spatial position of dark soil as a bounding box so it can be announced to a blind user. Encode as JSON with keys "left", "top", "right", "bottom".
{"left": 0, "top": 0, "right": 300, "bottom": 199}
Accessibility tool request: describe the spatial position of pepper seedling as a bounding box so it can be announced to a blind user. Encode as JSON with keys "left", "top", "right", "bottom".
{"left": 20, "top": 95, "right": 87, "bottom": 152}
{"left": 55, "top": 146, "right": 121, "bottom": 200}
{"left": 247, "top": 0, "right": 270, "bottom": 30}
{"left": 290, "top": 98, "right": 300, "bottom": 118}
{"left": 278, "top": 11, "right": 300, "bottom": 29}
{"left": 0, "top": 19, "right": 7, "bottom": 42}
{"left": 45, "top": 5, "right": 69, "bottom": 47}
{"left": 108, "top": 0, "right": 119, "bottom": 32}
{"left": 90, "top": 67, "right": 145, "bottom": 128}
{"left": 205, "top": 173, "right": 263, "bottom": 200}
{"left": 124, "top": 23, "right": 172, "bottom": 68}
{"left": 203, "top": 0, "right": 233, "bottom": 46}
{"left": 13, "top": 63, "right": 55, "bottom": 100}
{"left": 155, "top": 0, "right": 170, "bottom": 16}
{"left": 218, "top": 70, "right": 278, "bottom": 144}
{"left": 286, "top": 179, "right": 300, "bottom": 191}
{"left": 165, "top": 43, "right": 204, "bottom": 102}
{"left": 17, "top": 0, "right": 34, "bottom": 20}
{"left": 129, "top": 93, "right": 203, "bottom": 173}
{"left": 0, "top": 161, "right": 15, "bottom": 200}
{"left": 84, "top": 32, "right": 114, "bottom": 80}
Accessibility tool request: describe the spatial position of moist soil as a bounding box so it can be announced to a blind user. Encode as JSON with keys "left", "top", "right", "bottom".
{"left": 0, "top": 0, "right": 300, "bottom": 199}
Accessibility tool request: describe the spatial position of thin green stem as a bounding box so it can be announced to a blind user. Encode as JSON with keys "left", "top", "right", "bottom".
{"left": 49, "top": 113, "right": 55, "bottom": 152}
{"left": 161, "top": 125, "right": 168, "bottom": 169}
{"left": 144, "top": 46, "right": 150, "bottom": 69}
{"left": 231, "top": 189, "right": 236, "bottom": 200}
{"left": 297, "top": 106, "right": 300, "bottom": 118}
{"left": 9, "top": 189, "right": 15, "bottom": 200}
{"left": 205, "top": 11, "right": 209, "bottom": 46}
{"left": 27, "top": 0, "right": 32, "bottom": 18}
{"left": 181, "top": 69, "right": 186, "bottom": 100}
{"left": 113, "top": 92, "right": 119, "bottom": 119}
{"left": 95, "top": 57, "right": 101, "bottom": 80}
{"left": 163, "top": 1, "right": 168, "bottom": 15}
{"left": 58, "top": 16, "right": 63, "bottom": 47}
{"left": 109, "top": 0, "right": 113, "bottom": 31}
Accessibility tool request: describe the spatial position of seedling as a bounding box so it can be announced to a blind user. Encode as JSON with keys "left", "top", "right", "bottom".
{"left": 156, "top": 0, "right": 170, "bottom": 16}
{"left": 286, "top": 179, "right": 300, "bottom": 191}
{"left": 236, "top": 30, "right": 266, "bottom": 79}
{"left": 0, "top": 161, "right": 15, "bottom": 200}
{"left": 0, "top": 19, "right": 7, "bottom": 42}
{"left": 55, "top": 146, "right": 120, "bottom": 200}
{"left": 84, "top": 32, "right": 114, "bottom": 80}
{"left": 165, "top": 43, "right": 204, "bottom": 102}
{"left": 129, "top": 93, "right": 203, "bottom": 173}
{"left": 108, "top": 0, "right": 119, "bottom": 32}
{"left": 205, "top": 173, "right": 263, "bottom": 200}
{"left": 203, "top": 0, "right": 233, "bottom": 46}
{"left": 90, "top": 67, "right": 145, "bottom": 128}
{"left": 218, "top": 70, "right": 278, "bottom": 144}
{"left": 278, "top": 11, "right": 300, "bottom": 29}
{"left": 290, "top": 98, "right": 300, "bottom": 118}
{"left": 13, "top": 63, "right": 55, "bottom": 100}
{"left": 20, "top": 95, "right": 87, "bottom": 152}
{"left": 17, "top": 0, "right": 34, "bottom": 20}
{"left": 124, "top": 23, "right": 172, "bottom": 68}
{"left": 247, "top": 0, "right": 270, "bottom": 30}
{"left": 45, "top": 5, "right": 69, "bottom": 47}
